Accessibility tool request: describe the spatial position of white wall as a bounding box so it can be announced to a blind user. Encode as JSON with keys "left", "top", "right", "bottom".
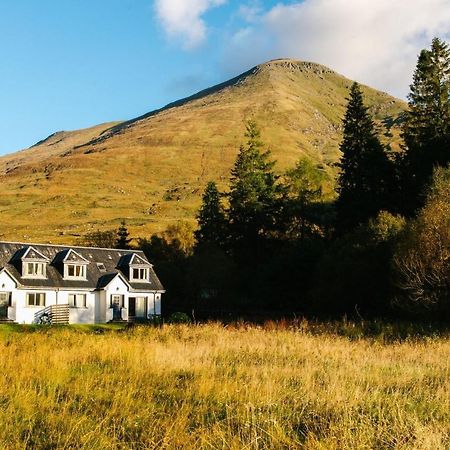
{"left": 96, "top": 291, "right": 107, "bottom": 324}
{"left": 55, "top": 291, "right": 96, "bottom": 324}
{"left": 104, "top": 276, "right": 129, "bottom": 322}
{"left": 0, "top": 271, "right": 17, "bottom": 321}
{"left": 12, "top": 286, "right": 97, "bottom": 325}
{"left": 2, "top": 267, "right": 163, "bottom": 324}
{"left": 144, "top": 293, "right": 161, "bottom": 315}
{"left": 14, "top": 289, "right": 58, "bottom": 324}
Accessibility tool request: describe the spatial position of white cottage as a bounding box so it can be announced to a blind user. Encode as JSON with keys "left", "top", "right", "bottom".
{"left": 0, "top": 241, "right": 164, "bottom": 324}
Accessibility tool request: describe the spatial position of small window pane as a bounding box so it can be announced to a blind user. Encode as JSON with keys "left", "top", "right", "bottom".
{"left": 67, "top": 264, "right": 86, "bottom": 279}
{"left": 27, "top": 293, "right": 46, "bottom": 307}
{"left": 69, "top": 293, "right": 86, "bottom": 308}
{"left": 25, "top": 262, "right": 45, "bottom": 277}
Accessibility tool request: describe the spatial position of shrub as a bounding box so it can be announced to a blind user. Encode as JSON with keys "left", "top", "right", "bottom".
{"left": 168, "top": 312, "right": 192, "bottom": 324}
{"left": 393, "top": 166, "right": 450, "bottom": 316}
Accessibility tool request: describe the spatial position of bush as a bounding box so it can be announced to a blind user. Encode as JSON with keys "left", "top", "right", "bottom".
{"left": 168, "top": 312, "right": 192, "bottom": 324}
{"left": 309, "top": 211, "right": 405, "bottom": 317}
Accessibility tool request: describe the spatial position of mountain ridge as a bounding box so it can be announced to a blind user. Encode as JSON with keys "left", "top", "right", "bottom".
{"left": 0, "top": 59, "right": 406, "bottom": 243}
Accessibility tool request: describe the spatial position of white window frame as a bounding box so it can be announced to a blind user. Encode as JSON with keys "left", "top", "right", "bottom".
{"left": 64, "top": 264, "right": 87, "bottom": 280}
{"left": 130, "top": 267, "right": 149, "bottom": 282}
{"left": 26, "top": 292, "right": 46, "bottom": 307}
{"left": 110, "top": 294, "right": 124, "bottom": 308}
{"left": 23, "top": 262, "right": 47, "bottom": 279}
{"left": 0, "top": 292, "right": 11, "bottom": 307}
{"left": 68, "top": 293, "right": 87, "bottom": 308}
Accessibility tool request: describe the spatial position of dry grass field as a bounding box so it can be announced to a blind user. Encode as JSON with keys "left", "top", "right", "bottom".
{"left": 0, "top": 322, "right": 448, "bottom": 449}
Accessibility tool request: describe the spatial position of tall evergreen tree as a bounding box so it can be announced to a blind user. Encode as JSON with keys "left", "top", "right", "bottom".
{"left": 116, "top": 220, "right": 132, "bottom": 249}
{"left": 195, "top": 181, "right": 227, "bottom": 249}
{"left": 401, "top": 37, "right": 450, "bottom": 214}
{"left": 336, "top": 83, "right": 394, "bottom": 232}
{"left": 227, "top": 121, "right": 282, "bottom": 249}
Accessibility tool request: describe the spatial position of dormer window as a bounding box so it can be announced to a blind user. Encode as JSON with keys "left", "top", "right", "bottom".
{"left": 59, "top": 249, "right": 89, "bottom": 280}
{"left": 19, "top": 246, "right": 49, "bottom": 279}
{"left": 131, "top": 267, "right": 149, "bottom": 281}
{"left": 125, "top": 253, "right": 152, "bottom": 283}
{"left": 24, "top": 262, "right": 46, "bottom": 278}
{"left": 66, "top": 264, "right": 86, "bottom": 279}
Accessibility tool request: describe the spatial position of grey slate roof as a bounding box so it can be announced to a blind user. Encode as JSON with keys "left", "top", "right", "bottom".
{"left": 0, "top": 241, "right": 164, "bottom": 291}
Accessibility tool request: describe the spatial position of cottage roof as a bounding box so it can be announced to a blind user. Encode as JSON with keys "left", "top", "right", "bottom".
{"left": 0, "top": 241, "right": 164, "bottom": 291}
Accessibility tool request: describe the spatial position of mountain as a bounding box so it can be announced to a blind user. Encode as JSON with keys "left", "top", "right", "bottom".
{"left": 0, "top": 59, "right": 406, "bottom": 243}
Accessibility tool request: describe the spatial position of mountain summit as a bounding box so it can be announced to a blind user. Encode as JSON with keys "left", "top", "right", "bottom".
{"left": 0, "top": 59, "right": 405, "bottom": 242}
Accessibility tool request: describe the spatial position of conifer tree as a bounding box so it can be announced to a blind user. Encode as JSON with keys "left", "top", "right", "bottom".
{"left": 195, "top": 181, "right": 227, "bottom": 249}
{"left": 401, "top": 37, "right": 450, "bottom": 214}
{"left": 227, "top": 121, "right": 281, "bottom": 248}
{"left": 116, "top": 220, "right": 132, "bottom": 249}
{"left": 336, "top": 83, "right": 393, "bottom": 232}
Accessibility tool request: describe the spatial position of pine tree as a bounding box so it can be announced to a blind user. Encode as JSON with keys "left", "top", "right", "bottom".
{"left": 336, "top": 83, "right": 394, "bottom": 232}
{"left": 116, "top": 220, "right": 132, "bottom": 249}
{"left": 401, "top": 37, "right": 450, "bottom": 214}
{"left": 195, "top": 181, "right": 227, "bottom": 249}
{"left": 227, "top": 121, "right": 282, "bottom": 249}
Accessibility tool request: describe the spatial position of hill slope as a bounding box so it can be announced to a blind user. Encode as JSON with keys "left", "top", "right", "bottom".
{"left": 0, "top": 59, "right": 406, "bottom": 243}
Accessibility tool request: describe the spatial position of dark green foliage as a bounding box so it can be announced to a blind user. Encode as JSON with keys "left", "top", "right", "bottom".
{"left": 401, "top": 37, "right": 450, "bottom": 214}
{"left": 310, "top": 212, "right": 406, "bottom": 317}
{"left": 138, "top": 234, "right": 191, "bottom": 315}
{"left": 227, "top": 121, "right": 283, "bottom": 250}
{"left": 77, "top": 229, "right": 117, "bottom": 248}
{"left": 116, "top": 220, "right": 132, "bottom": 249}
{"left": 336, "top": 83, "right": 395, "bottom": 232}
{"left": 195, "top": 181, "right": 227, "bottom": 249}
{"left": 141, "top": 41, "right": 450, "bottom": 322}
{"left": 167, "top": 312, "right": 192, "bottom": 324}
{"left": 403, "top": 38, "right": 450, "bottom": 149}
{"left": 282, "top": 159, "right": 335, "bottom": 240}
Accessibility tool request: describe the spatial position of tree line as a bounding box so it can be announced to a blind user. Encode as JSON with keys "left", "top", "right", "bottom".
{"left": 81, "top": 38, "right": 450, "bottom": 321}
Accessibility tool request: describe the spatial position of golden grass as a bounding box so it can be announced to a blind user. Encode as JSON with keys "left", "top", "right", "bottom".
{"left": 0, "top": 323, "right": 448, "bottom": 449}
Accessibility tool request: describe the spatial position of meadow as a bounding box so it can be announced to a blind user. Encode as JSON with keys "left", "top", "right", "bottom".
{"left": 0, "top": 322, "right": 448, "bottom": 449}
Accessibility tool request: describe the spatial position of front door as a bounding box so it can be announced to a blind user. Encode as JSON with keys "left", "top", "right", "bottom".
{"left": 128, "top": 297, "right": 136, "bottom": 318}
{"left": 0, "top": 293, "right": 10, "bottom": 320}
{"left": 111, "top": 295, "right": 123, "bottom": 321}
{"left": 128, "top": 297, "right": 146, "bottom": 320}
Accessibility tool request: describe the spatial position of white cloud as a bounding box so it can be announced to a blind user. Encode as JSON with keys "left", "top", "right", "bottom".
{"left": 223, "top": 0, "right": 450, "bottom": 98}
{"left": 155, "top": 0, "right": 227, "bottom": 49}
{"left": 237, "top": 2, "right": 262, "bottom": 23}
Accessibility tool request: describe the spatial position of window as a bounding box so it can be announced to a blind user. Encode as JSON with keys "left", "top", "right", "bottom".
{"left": 68, "top": 293, "right": 87, "bottom": 308}
{"left": 110, "top": 295, "right": 124, "bottom": 308}
{"left": 96, "top": 263, "right": 106, "bottom": 272}
{"left": 131, "top": 267, "right": 149, "bottom": 281}
{"left": 24, "top": 262, "right": 46, "bottom": 278}
{"left": 0, "top": 292, "right": 11, "bottom": 307}
{"left": 26, "top": 293, "right": 46, "bottom": 307}
{"left": 65, "top": 264, "right": 86, "bottom": 279}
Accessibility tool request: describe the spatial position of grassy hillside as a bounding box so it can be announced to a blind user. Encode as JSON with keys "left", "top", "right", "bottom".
{"left": 0, "top": 60, "right": 405, "bottom": 243}
{"left": 0, "top": 323, "right": 448, "bottom": 449}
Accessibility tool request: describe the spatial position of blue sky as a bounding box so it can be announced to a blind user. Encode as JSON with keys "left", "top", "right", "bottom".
{"left": 1, "top": 0, "right": 449, "bottom": 154}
